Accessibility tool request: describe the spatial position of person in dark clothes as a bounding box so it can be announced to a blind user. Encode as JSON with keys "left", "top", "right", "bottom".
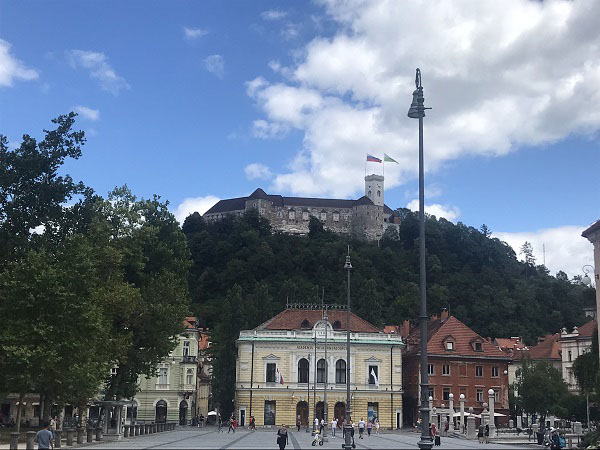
{"left": 277, "top": 424, "right": 289, "bottom": 450}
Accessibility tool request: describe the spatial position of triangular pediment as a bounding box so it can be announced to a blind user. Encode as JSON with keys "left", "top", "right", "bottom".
{"left": 364, "top": 356, "right": 382, "bottom": 362}
{"left": 262, "top": 354, "right": 280, "bottom": 360}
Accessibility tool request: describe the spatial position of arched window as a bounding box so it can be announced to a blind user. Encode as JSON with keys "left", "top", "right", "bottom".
{"left": 301, "top": 319, "right": 310, "bottom": 329}
{"left": 317, "top": 359, "right": 327, "bottom": 383}
{"left": 333, "top": 320, "right": 341, "bottom": 330}
{"left": 377, "top": 190, "right": 381, "bottom": 197}
{"left": 336, "top": 360, "right": 346, "bottom": 384}
{"left": 186, "top": 368, "right": 194, "bottom": 385}
{"left": 298, "top": 358, "right": 309, "bottom": 383}
{"left": 368, "top": 190, "right": 372, "bottom": 197}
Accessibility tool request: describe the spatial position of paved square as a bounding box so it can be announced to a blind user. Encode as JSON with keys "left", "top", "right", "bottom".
{"left": 90, "top": 428, "right": 533, "bottom": 449}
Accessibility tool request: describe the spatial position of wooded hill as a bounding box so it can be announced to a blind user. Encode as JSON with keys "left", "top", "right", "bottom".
{"left": 182, "top": 209, "right": 594, "bottom": 344}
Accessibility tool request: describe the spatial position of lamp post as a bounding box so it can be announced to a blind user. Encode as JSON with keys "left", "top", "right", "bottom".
{"left": 582, "top": 265, "right": 595, "bottom": 286}
{"left": 323, "top": 308, "right": 329, "bottom": 442}
{"left": 408, "top": 68, "right": 433, "bottom": 450}
{"left": 307, "top": 353, "right": 311, "bottom": 433}
{"left": 343, "top": 252, "right": 353, "bottom": 450}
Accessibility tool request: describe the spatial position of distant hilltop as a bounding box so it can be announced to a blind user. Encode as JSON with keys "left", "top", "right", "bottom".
{"left": 203, "top": 175, "right": 401, "bottom": 240}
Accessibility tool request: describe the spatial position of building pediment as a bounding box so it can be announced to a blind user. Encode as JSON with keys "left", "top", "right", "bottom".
{"left": 364, "top": 356, "right": 382, "bottom": 362}
{"left": 262, "top": 354, "right": 280, "bottom": 361}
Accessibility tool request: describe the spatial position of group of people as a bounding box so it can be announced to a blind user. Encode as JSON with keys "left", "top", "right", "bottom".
{"left": 477, "top": 424, "right": 490, "bottom": 444}
{"left": 191, "top": 414, "right": 205, "bottom": 427}
{"left": 547, "top": 428, "right": 567, "bottom": 449}
{"left": 294, "top": 415, "right": 380, "bottom": 438}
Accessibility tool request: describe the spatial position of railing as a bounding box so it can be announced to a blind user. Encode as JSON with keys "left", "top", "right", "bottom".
{"left": 181, "top": 355, "right": 197, "bottom": 364}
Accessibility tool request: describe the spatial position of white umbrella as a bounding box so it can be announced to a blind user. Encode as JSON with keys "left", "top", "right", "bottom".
{"left": 453, "top": 412, "right": 481, "bottom": 418}
{"left": 492, "top": 412, "right": 506, "bottom": 417}
{"left": 207, "top": 411, "right": 217, "bottom": 416}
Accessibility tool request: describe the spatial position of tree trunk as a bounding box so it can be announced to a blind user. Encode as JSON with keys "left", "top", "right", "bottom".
{"left": 39, "top": 393, "right": 45, "bottom": 425}
{"left": 15, "top": 392, "right": 24, "bottom": 432}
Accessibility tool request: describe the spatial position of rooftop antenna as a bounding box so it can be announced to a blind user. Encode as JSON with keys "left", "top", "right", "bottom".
{"left": 543, "top": 243, "right": 546, "bottom": 266}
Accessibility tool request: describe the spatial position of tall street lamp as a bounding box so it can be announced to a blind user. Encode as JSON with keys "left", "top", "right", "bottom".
{"left": 343, "top": 251, "right": 353, "bottom": 450}
{"left": 408, "top": 68, "right": 433, "bottom": 450}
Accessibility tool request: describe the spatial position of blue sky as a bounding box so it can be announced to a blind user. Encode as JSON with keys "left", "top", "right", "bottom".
{"left": 1, "top": 0, "right": 598, "bottom": 278}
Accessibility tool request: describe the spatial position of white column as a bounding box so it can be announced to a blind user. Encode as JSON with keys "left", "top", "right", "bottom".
{"left": 459, "top": 394, "right": 465, "bottom": 432}
{"left": 488, "top": 389, "right": 496, "bottom": 437}
{"left": 449, "top": 393, "right": 455, "bottom": 431}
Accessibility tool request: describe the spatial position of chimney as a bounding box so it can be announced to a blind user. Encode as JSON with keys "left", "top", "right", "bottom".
{"left": 440, "top": 308, "right": 449, "bottom": 321}
{"left": 400, "top": 320, "right": 412, "bottom": 337}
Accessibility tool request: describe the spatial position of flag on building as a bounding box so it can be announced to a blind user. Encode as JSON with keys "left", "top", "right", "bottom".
{"left": 367, "top": 154, "right": 382, "bottom": 163}
{"left": 277, "top": 367, "right": 284, "bottom": 385}
{"left": 384, "top": 153, "right": 399, "bottom": 164}
{"left": 370, "top": 368, "right": 379, "bottom": 387}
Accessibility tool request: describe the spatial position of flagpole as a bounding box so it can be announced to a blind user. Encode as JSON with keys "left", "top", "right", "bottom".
{"left": 364, "top": 154, "right": 367, "bottom": 178}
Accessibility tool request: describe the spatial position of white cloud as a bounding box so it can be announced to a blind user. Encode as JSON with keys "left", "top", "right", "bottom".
{"left": 67, "top": 50, "right": 129, "bottom": 95}
{"left": 0, "top": 39, "right": 38, "bottom": 87}
{"left": 247, "top": 0, "right": 600, "bottom": 198}
{"left": 261, "top": 9, "right": 288, "bottom": 21}
{"left": 406, "top": 199, "right": 460, "bottom": 222}
{"left": 252, "top": 119, "right": 289, "bottom": 139}
{"left": 494, "top": 226, "right": 594, "bottom": 280}
{"left": 183, "top": 27, "right": 209, "bottom": 40}
{"left": 204, "top": 54, "right": 225, "bottom": 78}
{"left": 73, "top": 106, "right": 100, "bottom": 121}
{"left": 245, "top": 163, "right": 273, "bottom": 180}
{"left": 174, "top": 196, "right": 220, "bottom": 224}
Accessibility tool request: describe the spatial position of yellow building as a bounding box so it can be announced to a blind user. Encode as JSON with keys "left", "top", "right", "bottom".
{"left": 134, "top": 317, "right": 199, "bottom": 424}
{"left": 234, "top": 306, "right": 404, "bottom": 429}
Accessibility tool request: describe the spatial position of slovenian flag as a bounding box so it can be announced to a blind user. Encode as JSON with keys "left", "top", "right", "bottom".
{"left": 367, "top": 154, "right": 382, "bottom": 163}
{"left": 277, "top": 368, "right": 284, "bottom": 385}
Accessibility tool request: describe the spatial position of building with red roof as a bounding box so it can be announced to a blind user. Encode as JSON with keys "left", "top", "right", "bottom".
{"left": 398, "top": 310, "right": 511, "bottom": 427}
{"left": 559, "top": 319, "right": 597, "bottom": 392}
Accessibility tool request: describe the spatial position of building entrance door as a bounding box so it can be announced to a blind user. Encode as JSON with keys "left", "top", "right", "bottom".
{"left": 239, "top": 408, "right": 245, "bottom": 427}
{"left": 179, "top": 400, "right": 188, "bottom": 425}
{"left": 334, "top": 402, "right": 345, "bottom": 424}
{"left": 296, "top": 401, "right": 309, "bottom": 426}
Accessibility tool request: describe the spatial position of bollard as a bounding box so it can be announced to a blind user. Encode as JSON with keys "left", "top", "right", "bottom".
{"left": 26, "top": 431, "right": 36, "bottom": 450}
{"left": 153, "top": 423, "right": 157, "bottom": 433}
{"left": 135, "top": 424, "right": 140, "bottom": 436}
{"left": 140, "top": 424, "right": 145, "bottom": 435}
{"left": 9, "top": 432, "right": 19, "bottom": 450}
{"left": 77, "top": 427, "right": 85, "bottom": 444}
{"left": 87, "top": 428, "right": 94, "bottom": 443}
{"left": 124, "top": 424, "right": 130, "bottom": 438}
{"left": 96, "top": 426, "right": 103, "bottom": 441}
{"left": 55, "top": 430, "right": 62, "bottom": 448}
{"left": 66, "top": 428, "right": 75, "bottom": 446}
{"left": 146, "top": 424, "right": 150, "bottom": 434}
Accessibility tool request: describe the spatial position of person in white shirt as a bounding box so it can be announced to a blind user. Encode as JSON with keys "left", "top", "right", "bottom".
{"left": 314, "top": 417, "right": 319, "bottom": 432}
{"left": 331, "top": 418, "right": 337, "bottom": 437}
{"left": 358, "top": 418, "right": 365, "bottom": 439}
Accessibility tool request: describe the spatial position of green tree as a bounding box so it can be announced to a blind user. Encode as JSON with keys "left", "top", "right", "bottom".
{"left": 0, "top": 113, "right": 87, "bottom": 266}
{"left": 516, "top": 360, "right": 570, "bottom": 430}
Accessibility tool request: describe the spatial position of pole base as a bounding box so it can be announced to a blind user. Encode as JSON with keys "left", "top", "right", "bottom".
{"left": 417, "top": 437, "right": 434, "bottom": 449}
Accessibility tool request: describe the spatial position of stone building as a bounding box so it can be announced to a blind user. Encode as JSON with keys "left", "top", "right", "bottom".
{"left": 234, "top": 306, "right": 405, "bottom": 429}
{"left": 134, "top": 317, "right": 199, "bottom": 425}
{"left": 582, "top": 219, "right": 600, "bottom": 362}
{"left": 559, "top": 319, "right": 597, "bottom": 392}
{"left": 203, "top": 175, "right": 400, "bottom": 241}
{"left": 400, "top": 310, "right": 511, "bottom": 427}
{"left": 196, "top": 328, "right": 212, "bottom": 418}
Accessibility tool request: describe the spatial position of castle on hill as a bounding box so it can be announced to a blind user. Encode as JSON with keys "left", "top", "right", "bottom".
{"left": 203, "top": 174, "right": 400, "bottom": 240}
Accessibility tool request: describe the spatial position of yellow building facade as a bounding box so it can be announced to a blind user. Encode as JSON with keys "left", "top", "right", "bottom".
{"left": 234, "top": 308, "right": 404, "bottom": 429}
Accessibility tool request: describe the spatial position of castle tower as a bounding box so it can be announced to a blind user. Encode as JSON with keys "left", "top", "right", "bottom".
{"left": 365, "top": 174, "right": 384, "bottom": 206}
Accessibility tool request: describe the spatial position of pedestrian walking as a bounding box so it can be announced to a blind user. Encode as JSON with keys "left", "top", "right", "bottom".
{"left": 36, "top": 421, "right": 54, "bottom": 450}
{"left": 375, "top": 418, "right": 380, "bottom": 434}
{"left": 320, "top": 418, "right": 324, "bottom": 434}
{"left": 367, "top": 419, "right": 372, "bottom": 437}
{"left": 484, "top": 424, "right": 489, "bottom": 444}
{"left": 314, "top": 417, "right": 319, "bottom": 432}
{"left": 478, "top": 423, "right": 484, "bottom": 443}
{"left": 358, "top": 418, "right": 365, "bottom": 439}
{"left": 331, "top": 418, "right": 337, "bottom": 438}
{"left": 49, "top": 417, "right": 57, "bottom": 440}
{"left": 296, "top": 417, "right": 301, "bottom": 432}
{"left": 350, "top": 420, "right": 355, "bottom": 446}
{"left": 218, "top": 415, "right": 223, "bottom": 433}
{"left": 277, "top": 424, "right": 289, "bottom": 450}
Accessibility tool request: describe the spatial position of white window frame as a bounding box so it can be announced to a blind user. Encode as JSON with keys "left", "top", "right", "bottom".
{"left": 183, "top": 341, "right": 190, "bottom": 356}
{"left": 475, "top": 365, "right": 483, "bottom": 377}
{"left": 302, "top": 211, "right": 309, "bottom": 221}
{"left": 494, "top": 389, "right": 500, "bottom": 402}
{"left": 333, "top": 212, "right": 340, "bottom": 222}
{"left": 476, "top": 389, "right": 483, "bottom": 402}
{"left": 157, "top": 367, "right": 169, "bottom": 386}
{"left": 427, "top": 364, "right": 434, "bottom": 376}
{"left": 491, "top": 366, "right": 499, "bottom": 378}
{"left": 186, "top": 368, "right": 194, "bottom": 385}
{"left": 289, "top": 210, "right": 295, "bottom": 220}
{"left": 320, "top": 212, "right": 327, "bottom": 221}
{"left": 442, "top": 364, "right": 450, "bottom": 376}
{"left": 446, "top": 341, "right": 454, "bottom": 351}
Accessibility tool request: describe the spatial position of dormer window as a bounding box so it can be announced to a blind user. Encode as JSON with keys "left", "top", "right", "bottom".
{"left": 301, "top": 319, "right": 310, "bottom": 329}
{"left": 446, "top": 341, "right": 454, "bottom": 351}
{"left": 289, "top": 210, "right": 295, "bottom": 220}
{"left": 442, "top": 335, "right": 455, "bottom": 351}
{"left": 302, "top": 211, "right": 309, "bottom": 221}
{"left": 320, "top": 211, "right": 327, "bottom": 221}
{"left": 474, "top": 342, "right": 483, "bottom": 352}
{"left": 333, "top": 320, "right": 341, "bottom": 330}
{"left": 333, "top": 212, "right": 340, "bottom": 222}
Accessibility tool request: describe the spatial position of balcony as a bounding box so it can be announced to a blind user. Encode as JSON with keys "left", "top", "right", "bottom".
{"left": 181, "top": 355, "right": 197, "bottom": 364}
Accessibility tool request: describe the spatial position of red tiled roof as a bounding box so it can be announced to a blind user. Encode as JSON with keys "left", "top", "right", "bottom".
{"left": 256, "top": 309, "right": 381, "bottom": 333}
{"left": 405, "top": 316, "right": 509, "bottom": 359}
{"left": 198, "top": 330, "right": 211, "bottom": 350}
{"left": 184, "top": 316, "right": 197, "bottom": 329}
{"left": 495, "top": 337, "right": 526, "bottom": 350}
{"left": 514, "top": 333, "right": 561, "bottom": 361}
{"left": 577, "top": 319, "right": 597, "bottom": 337}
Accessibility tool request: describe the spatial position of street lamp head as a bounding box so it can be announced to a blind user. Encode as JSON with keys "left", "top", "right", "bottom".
{"left": 459, "top": 394, "right": 465, "bottom": 400}
{"left": 488, "top": 389, "right": 494, "bottom": 396}
{"left": 582, "top": 265, "right": 594, "bottom": 286}
{"left": 428, "top": 396, "right": 433, "bottom": 402}
{"left": 449, "top": 393, "right": 453, "bottom": 399}
{"left": 344, "top": 255, "right": 353, "bottom": 270}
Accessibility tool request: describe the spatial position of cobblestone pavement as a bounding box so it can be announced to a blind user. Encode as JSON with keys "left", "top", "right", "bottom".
{"left": 85, "top": 427, "right": 535, "bottom": 449}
